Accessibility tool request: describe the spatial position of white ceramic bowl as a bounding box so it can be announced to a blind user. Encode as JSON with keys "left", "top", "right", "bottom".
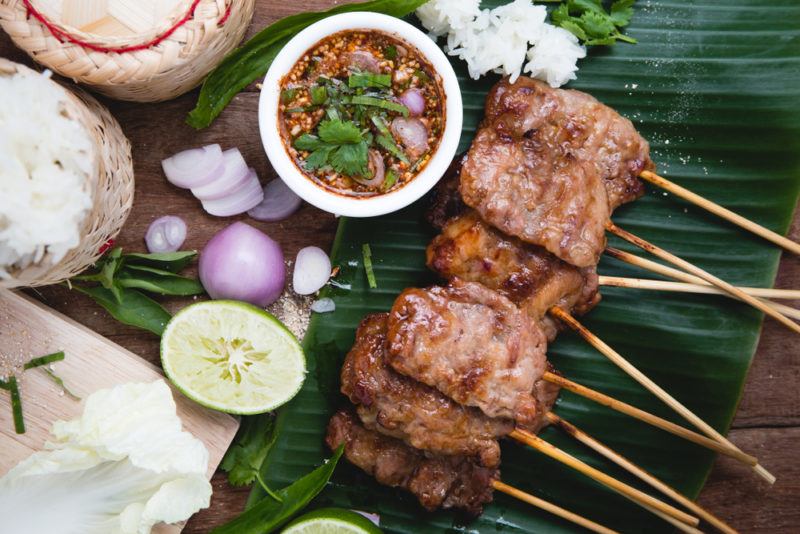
{"left": 258, "top": 12, "right": 462, "bottom": 218}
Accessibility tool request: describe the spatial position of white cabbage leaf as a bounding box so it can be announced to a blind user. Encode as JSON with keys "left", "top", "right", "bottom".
{"left": 0, "top": 380, "right": 212, "bottom": 534}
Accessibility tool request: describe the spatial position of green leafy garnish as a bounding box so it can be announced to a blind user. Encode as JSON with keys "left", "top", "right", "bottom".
{"left": 221, "top": 413, "right": 279, "bottom": 495}
{"left": 347, "top": 95, "right": 409, "bottom": 116}
{"left": 8, "top": 376, "right": 23, "bottom": 434}
{"left": 348, "top": 72, "right": 392, "bottom": 89}
{"left": 187, "top": 0, "right": 428, "bottom": 129}
{"left": 281, "top": 88, "right": 299, "bottom": 104}
{"left": 371, "top": 115, "right": 410, "bottom": 164}
{"left": 23, "top": 351, "right": 65, "bottom": 370}
{"left": 68, "top": 248, "right": 202, "bottom": 336}
{"left": 384, "top": 44, "right": 398, "bottom": 60}
{"left": 362, "top": 244, "right": 377, "bottom": 289}
{"left": 550, "top": 0, "right": 637, "bottom": 46}
{"left": 294, "top": 119, "right": 370, "bottom": 176}
{"left": 212, "top": 446, "right": 344, "bottom": 534}
{"left": 382, "top": 169, "right": 399, "bottom": 191}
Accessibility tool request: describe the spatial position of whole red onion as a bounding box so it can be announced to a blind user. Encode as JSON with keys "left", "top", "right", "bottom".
{"left": 199, "top": 222, "right": 285, "bottom": 307}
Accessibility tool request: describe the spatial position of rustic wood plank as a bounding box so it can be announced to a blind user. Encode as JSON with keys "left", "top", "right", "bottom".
{"left": 1, "top": 0, "right": 798, "bottom": 532}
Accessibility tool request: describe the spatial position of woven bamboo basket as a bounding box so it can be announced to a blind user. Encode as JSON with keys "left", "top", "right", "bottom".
{"left": 0, "top": 0, "right": 255, "bottom": 102}
{"left": 0, "top": 58, "right": 134, "bottom": 289}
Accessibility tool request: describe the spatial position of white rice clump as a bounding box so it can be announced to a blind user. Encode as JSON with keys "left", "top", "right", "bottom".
{"left": 416, "top": 0, "right": 586, "bottom": 87}
{"left": 0, "top": 67, "right": 95, "bottom": 279}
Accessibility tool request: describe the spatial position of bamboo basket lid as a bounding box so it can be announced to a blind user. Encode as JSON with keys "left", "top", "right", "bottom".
{"left": 0, "top": 0, "right": 255, "bottom": 102}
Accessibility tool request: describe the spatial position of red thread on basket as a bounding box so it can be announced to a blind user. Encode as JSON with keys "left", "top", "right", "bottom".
{"left": 22, "top": 0, "right": 232, "bottom": 54}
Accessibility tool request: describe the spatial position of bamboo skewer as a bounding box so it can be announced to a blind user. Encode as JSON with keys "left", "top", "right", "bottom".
{"left": 510, "top": 429, "right": 700, "bottom": 527}
{"left": 639, "top": 170, "right": 800, "bottom": 256}
{"left": 492, "top": 480, "right": 620, "bottom": 534}
{"left": 599, "top": 273, "right": 800, "bottom": 300}
{"left": 542, "top": 371, "right": 757, "bottom": 467}
{"left": 547, "top": 412, "right": 736, "bottom": 534}
{"left": 599, "top": 275, "right": 800, "bottom": 321}
{"left": 605, "top": 222, "right": 800, "bottom": 335}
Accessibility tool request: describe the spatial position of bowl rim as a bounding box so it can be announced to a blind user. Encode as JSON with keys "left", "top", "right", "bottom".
{"left": 258, "top": 11, "right": 463, "bottom": 218}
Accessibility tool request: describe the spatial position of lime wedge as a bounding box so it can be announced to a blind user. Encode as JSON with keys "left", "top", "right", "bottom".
{"left": 281, "top": 508, "right": 382, "bottom": 534}
{"left": 161, "top": 300, "right": 305, "bottom": 414}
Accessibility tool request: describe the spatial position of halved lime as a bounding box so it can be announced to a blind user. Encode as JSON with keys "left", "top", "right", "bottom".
{"left": 281, "top": 508, "right": 383, "bottom": 534}
{"left": 161, "top": 300, "right": 305, "bottom": 414}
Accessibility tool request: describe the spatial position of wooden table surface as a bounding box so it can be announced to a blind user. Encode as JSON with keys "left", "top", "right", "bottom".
{"left": 3, "top": 1, "right": 799, "bottom": 532}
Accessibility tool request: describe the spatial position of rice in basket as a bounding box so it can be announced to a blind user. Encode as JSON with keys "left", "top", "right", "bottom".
{"left": 0, "top": 66, "right": 97, "bottom": 280}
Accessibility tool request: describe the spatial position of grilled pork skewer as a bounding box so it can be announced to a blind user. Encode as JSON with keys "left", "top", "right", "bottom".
{"left": 457, "top": 77, "right": 799, "bottom": 333}
{"left": 326, "top": 410, "right": 619, "bottom": 534}
{"left": 427, "top": 211, "right": 773, "bottom": 482}
{"left": 338, "top": 315, "right": 703, "bottom": 528}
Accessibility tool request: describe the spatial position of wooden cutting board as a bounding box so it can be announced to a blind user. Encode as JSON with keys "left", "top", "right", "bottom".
{"left": 0, "top": 289, "right": 240, "bottom": 533}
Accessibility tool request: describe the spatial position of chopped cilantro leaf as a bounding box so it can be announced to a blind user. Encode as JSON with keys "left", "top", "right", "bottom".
{"left": 384, "top": 45, "right": 397, "bottom": 60}
{"left": 348, "top": 72, "right": 392, "bottom": 89}
{"left": 318, "top": 119, "right": 363, "bottom": 144}
{"left": 294, "top": 133, "right": 323, "bottom": 151}
{"left": 382, "top": 169, "right": 399, "bottom": 191}
{"left": 310, "top": 85, "right": 327, "bottom": 105}
{"left": 610, "top": 0, "right": 635, "bottom": 27}
{"left": 550, "top": 0, "right": 637, "bottom": 46}
{"left": 330, "top": 141, "right": 370, "bottom": 176}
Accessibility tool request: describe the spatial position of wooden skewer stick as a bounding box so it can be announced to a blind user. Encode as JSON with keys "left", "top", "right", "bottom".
{"left": 547, "top": 412, "right": 736, "bottom": 534}
{"left": 639, "top": 170, "right": 800, "bottom": 256}
{"left": 605, "top": 222, "right": 800, "bottom": 336}
{"left": 510, "top": 429, "right": 700, "bottom": 527}
{"left": 492, "top": 480, "right": 620, "bottom": 534}
{"left": 599, "top": 275, "right": 800, "bottom": 321}
{"left": 542, "top": 371, "right": 757, "bottom": 466}
{"left": 599, "top": 273, "right": 800, "bottom": 300}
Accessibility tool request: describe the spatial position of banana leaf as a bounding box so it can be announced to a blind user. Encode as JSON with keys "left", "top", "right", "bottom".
{"left": 254, "top": 1, "right": 800, "bottom": 531}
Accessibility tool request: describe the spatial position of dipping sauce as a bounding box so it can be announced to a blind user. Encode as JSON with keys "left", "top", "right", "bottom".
{"left": 278, "top": 29, "right": 446, "bottom": 197}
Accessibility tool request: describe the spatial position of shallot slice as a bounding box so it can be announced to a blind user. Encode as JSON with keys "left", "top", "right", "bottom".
{"left": 145, "top": 216, "right": 187, "bottom": 253}
{"left": 191, "top": 149, "right": 250, "bottom": 201}
{"left": 399, "top": 88, "right": 425, "bottom": 117}
{"left": 348, "top": 50, "right": 381, "bottom": 73}
{"left": 162, "top": 144, "right": 224, "bottom": 189}
{"left": 247, "top": 179, "right": 303, "bottom": 222}
{"left": 200, "top": 168, "right": 264, "bottom": 217}
{"left": 353, "top": 150, "right": 385, "bottom": 188}
{"left": 391, "top": 117, "right": 429, "bottom": 158}
{"left": 311, "top": 298, "right": 335, "bottom": 313}
{"left": 293, "top": 246, "right": 331, "bottom": 295}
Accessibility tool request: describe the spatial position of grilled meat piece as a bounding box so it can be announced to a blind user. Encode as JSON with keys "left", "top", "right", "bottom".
{"left": 326, "top": 410, "right": 498, "bottom": 516}
{"left": 526, "top": 363, "right": 562, "bottom": 433}
{"left": 481, "top": 77, "right": 653, "bottom": 210}
{"left": 460, "top": 77, "right": 654, "bottom": 267}
{"left": 386, "top": 279, "right": 547, "bottom": 425}
{"left": 341, "top": 313, "right": 513, "bottom": 467}
{"left": 426, "top": 210, "right": 600, "bottom": 340}
{"left": 427, "top": 154, "right": 467, "bottom": 230}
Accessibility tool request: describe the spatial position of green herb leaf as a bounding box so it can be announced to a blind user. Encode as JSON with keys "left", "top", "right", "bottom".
{"left": 304, "top": 146, "right": 335, "bottom": 170}
{"left": 221, "top": 413, "right": 277, "bottom": 487}
{"left": 8, "top": 376, "right": 24, "bottom": 434}
{"left": 567, "top": 0, "right": 605, "bottom": 14}
{"left": 580, "top": 10, "right": 617, "bottom": 39}
{"left": 211, "top": 446, "right": 344, "bottom": 534}
{"left": 24, "top": 351, "right": 65, "bottom": 370}
{"left": 72, "top": 285, "right": 171, "bottom": 336}
{"left": 551, "top": 3, "right": 571, "bottom": 25}
{"left": 294, "top": 133, "right": 324, "bottom": 151}
{"left": 384, "top": 45, "right": 397, "bottom": 60}
{"left": 187, "top": 0, "right": 428, "bottom": 129}
{"left": 42, "top": 368, "right": 81, "bottom": 401}
{"left": 310, "top": 85, "right": 328, "bottom": 105}
{"left": 318, "top": 119, "right": 363, "bottom": 144}
{"left": 375, "top": 133, "right": 410, "bottom": 164}
{"left": 362, "top": 244, "right": 377, "bottom": 289}
{"left": 329, "top": 141, "right": 370, "bottom": 176}
{"left": 560, "top": 19, "right": 588, "bottom": 40}
{"left": 347, "top": 95, "right": 409, "bottom": 116}
{"left": 348, "top": 72, "right": 392, "bottom": 89}
{"left": 382, "top": 169, "right": 399, "bottom": 191}
{"left": 116, "top": 268, "right": 205, "bottom": 296}
{"left": 610, "top": 0, "right": 635, "bottom": 27}
{"left": 123, "top": 250, "right": 197, "bottom": 273}
{"left": 281, "top": 88, "right": 299, "bottom": 104}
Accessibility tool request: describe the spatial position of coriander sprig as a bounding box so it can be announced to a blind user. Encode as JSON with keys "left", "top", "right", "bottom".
{"left": 550, "top": 0, "right": 637, "bottom": 46}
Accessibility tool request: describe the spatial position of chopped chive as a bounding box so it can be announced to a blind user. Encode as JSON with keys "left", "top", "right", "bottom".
{"left": 348, "top": 73, "right": 392, "bottom": 89}
{"left": 0, "top": 377, "right": 9, "bottom": 390}
{"left": 310, "top": 85, "right": 328, "bottom": 105}
{"left": 284, "top": 106, "right": 317, "bottom": 113}
{"left": 347, "top": 95, "right": 409, "bottom": 116}
{"left": 362, "top": 244, "right": 377, "bottom": 289}
{"left": 384, "top": 45, "right": 397, "bottom": 60}
{"left": 43, "top": 369, "right": 81, "bottom": 401}
{"left": 8, "top": 376, "right": 24, "bottom": 434}
{"left": 24, "top": 351, "right": 65, "bottom": 370}
{"left": 382, "top": 169, "right": 399, "bottom": 191}
{"left": 281, "top": 88, "right": 299, "bottom": 104}
{"left": 409, "top": 151, "right": 430, "bottom": 173}
{"left": 376, "top": 134, "right": 409, "bottom": 164}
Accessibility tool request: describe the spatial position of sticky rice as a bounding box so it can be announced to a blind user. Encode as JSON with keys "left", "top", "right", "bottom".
{"left": 0, "top": 66, "right": 96, "bottom": 279}
{"left": 416, "top": 0, "right": 586, "bottom": 87}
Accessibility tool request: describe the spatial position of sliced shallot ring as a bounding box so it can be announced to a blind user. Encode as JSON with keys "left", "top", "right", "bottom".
{"left": 247, "top": 179, "right": 303, "bottom": 222}
{"left": 201, "top": 168, "right": 264, "bottom": 217}
{"left": 162, "top": 144, "right": 224, "bottom": 189}
{"left": 191, "top": 149, "right": 250, "bottom": 201}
